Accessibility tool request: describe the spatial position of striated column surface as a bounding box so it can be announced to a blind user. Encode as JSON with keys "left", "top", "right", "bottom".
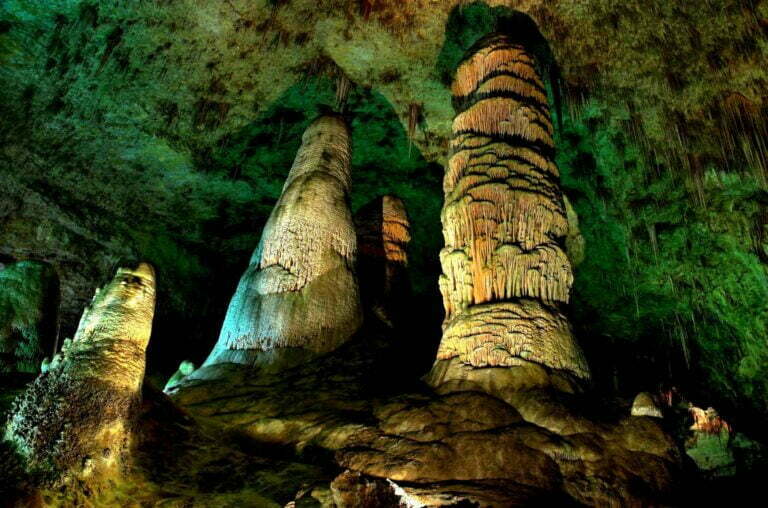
{"left": 354, "top": 195, "right": 411, "bottom": 327}
{"left": 426, "top": 34, "right": 590, "bottom": 392}
{"left": 4, "top": 262, "right": 156, "bottom": 481}
{"left": 203, "top": 115, "right": 362, "bottom": 368}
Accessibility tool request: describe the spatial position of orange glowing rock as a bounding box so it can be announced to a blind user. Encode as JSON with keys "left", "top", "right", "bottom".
{"left": 427, "top": 34, "right": 590, "bottom": 392}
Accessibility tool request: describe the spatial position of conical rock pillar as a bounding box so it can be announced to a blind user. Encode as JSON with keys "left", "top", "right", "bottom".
{"left": 202, "top": 115, "right": 362, "bottom": 370}
{"left": 426, "top": 34, "right": 590, "bottom": 396}
{"left": 4, "top": 262, "right": 156, "bottom": 482}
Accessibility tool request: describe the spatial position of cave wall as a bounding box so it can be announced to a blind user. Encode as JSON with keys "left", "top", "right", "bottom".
{"left": 1, "top": 0, "right": 767, "bottom": 424}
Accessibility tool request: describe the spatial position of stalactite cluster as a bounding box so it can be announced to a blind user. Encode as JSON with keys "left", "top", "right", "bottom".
{"left": 4, "top": 263, "right": 156, "bottom": 480}
{"left": 354, "top": 195, "right": 411, "bottom": 326}
{"left": 203, "top": 115, "right": 362, "bottom": 368}
{"left": 430, "top": 34, "right": 589, "bottom": 381}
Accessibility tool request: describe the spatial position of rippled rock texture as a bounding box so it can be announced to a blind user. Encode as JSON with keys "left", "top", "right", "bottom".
{"left": 427, "top": 34, "right": 590, "bottom": 400}
{"left": 4, "top": 263, "right": 155, "bottom": 486}
{"left": 202, "top": 115, "right": 362, "bottom": 370}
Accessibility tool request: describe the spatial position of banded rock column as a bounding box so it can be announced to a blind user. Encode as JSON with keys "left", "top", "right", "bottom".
{"left": 354, "top": 195, "right": 411, "bottom": 327}
{"left": 426, "top": 34, "right": 590, "bottom": 393}
{"left": 5, "top": 263, "right": 156, "bottom": 481}
{"left": 203, "top": 115, "right": 362, "bottom": 368}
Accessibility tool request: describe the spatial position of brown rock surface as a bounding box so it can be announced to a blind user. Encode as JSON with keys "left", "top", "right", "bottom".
{"left": 167, "top": 338, "right": 682, "bottom": 506}
{"left": 4, "top": 262, "right": 156, "bottom": 484}
{"left": 632, "top": 392, "right": 664, "bottom": 418}
{"left": 428, "top": 34, "right": 590, "bottom": 394}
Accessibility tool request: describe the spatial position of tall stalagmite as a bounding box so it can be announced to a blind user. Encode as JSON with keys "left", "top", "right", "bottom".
{"left": 4, "top": 263, "right": 156, "bottom": 481}
{"left": 426, "top": 34, "right": 590, "bottom": 393}
{"left": 354, "top": 195, "right": 411, "bottom": 327}
{"left": 203, "top": 115, "right": 362, "bottom": 368}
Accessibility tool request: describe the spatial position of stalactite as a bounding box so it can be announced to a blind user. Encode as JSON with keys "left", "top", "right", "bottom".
{"left": 4, "top": 263, "right": 156, "bottom": 481}
{"left": 354, "top": 195, "right": 411, "bottom": 326}
{"left": 426, "top": 34, "right": 590, "bottom": 389}
{"left": 202, "top": 115, "right": 362, "bottom": 368}
{"left": 407, "top": 103, "right": 422, "bottom": 154}
{"left": 336, "top": 73, "right": 352, "bottom": 112}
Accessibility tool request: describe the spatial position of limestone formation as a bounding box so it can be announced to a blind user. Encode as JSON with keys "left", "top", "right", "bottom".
{"left": 354, "top": 195, "right": 411, "bottom": 326}
{"left": 563, "top": 195, "right": 586, "bottom": 267}
{"left": 202, "top": 115, "right": 362, "bottom": 368}
{"left": 4, "top": 263, "right": 156, "bottom": 481}
{"left": 631, "top": 392, "right": 663, "bottom": 418}
{"left": 163, "top": 360, "right": 196, "bottom": 393}
{"left": 0, "top": 261, "right": 59, "bottom": 375}
{"left": 426, "top": 34, "right": 590, "bottom": 392}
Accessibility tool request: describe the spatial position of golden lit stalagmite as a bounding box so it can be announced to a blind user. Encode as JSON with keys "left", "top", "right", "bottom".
{"left": 202, "top": 115, "right": 362, "bottom": 369}
{"left": 5, "top": 263, "right": 156, "bottom": 481}
{"left": 426, "top": 34, "right": 590, "bottom": 393}
{"left": 354, "top": 195, "right": 411, "bottom": 326}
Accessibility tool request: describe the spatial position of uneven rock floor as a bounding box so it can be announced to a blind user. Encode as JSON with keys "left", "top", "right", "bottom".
{"left": 1, "top": 329, "right": 684, "bottom": 506}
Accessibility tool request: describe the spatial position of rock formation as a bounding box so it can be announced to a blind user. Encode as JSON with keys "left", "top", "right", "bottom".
{"left": 201, "top": 115, "right": 362, "bottom": 369}
{"left": 563, "top": 195, "right": 586, "bottom": 267}
{"left": 163, "top": 360, "right": 196, "bottom": 393}
{"left": 4, "top": 263, "right": 156, "bottom": 483}
{"left": 631, "top": 392, "right": 663, "bottom": 418}
{"left": 426, "top": 33, "right": 590, "bottom": 395}
{"left": 353, "top": 194, "right": 411, "bottom": 327}
{"left": 0, "top": 261, "right": 59, "bottom": 375}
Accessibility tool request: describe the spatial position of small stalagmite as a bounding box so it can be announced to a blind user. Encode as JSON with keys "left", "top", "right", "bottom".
{"left": 354, "top": 195, "right": 411, "bottom": 327}
{"left": 4, "top": 263, "right": 156, "bottom": 481}
{"left": 203, "top": 115, "right": 362, "bottom": 368}
{"left": 426, "top": 34, "right": 590, "bottom": 394}
{"left": 631, "top": 392, "right": 663, "bottom": 418}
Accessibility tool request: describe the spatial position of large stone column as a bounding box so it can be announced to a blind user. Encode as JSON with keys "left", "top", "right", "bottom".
{"left": 426, "top": 34, "right": 590, "bottom": 394}
{"left": 4, "top": 262, "right": 156, "bottom": 482}
{"left": 202, "top": 115, "right": 362, "bottom": 369}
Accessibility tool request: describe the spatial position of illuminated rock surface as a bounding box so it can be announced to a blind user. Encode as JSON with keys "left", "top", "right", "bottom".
{"left": 426, "top": 34, "right": 590, "bottom": 398}
{"left": 201, "top": 115, "right": 362, "bottom": 370}
{"left": 167, "top": 347, "right": 682, "bottom": 506}
{"left": 0, "top": 0, "right": 766, "bottom": 505}
{"left": 2, "top": 0, "right": 767, "bottom": 425}
{"left": 4, "top": 263, "right": 156, "bottom": 484}
{"left": 632, "top": 391, "right": 663, "bottom": 418}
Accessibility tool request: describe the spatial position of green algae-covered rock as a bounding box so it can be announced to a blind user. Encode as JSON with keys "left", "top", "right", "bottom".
{"left": 0, "top": 260, "right": 59, "bottom": 375}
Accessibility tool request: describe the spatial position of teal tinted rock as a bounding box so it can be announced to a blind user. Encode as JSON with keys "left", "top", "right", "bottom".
{"left": 0, "top": 261, "right": 59, "bottom": 375}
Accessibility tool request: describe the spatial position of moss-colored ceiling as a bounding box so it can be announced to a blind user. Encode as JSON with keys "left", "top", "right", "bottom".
{"left": 1, "top": 0, "right": 767, "bottom": 430}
